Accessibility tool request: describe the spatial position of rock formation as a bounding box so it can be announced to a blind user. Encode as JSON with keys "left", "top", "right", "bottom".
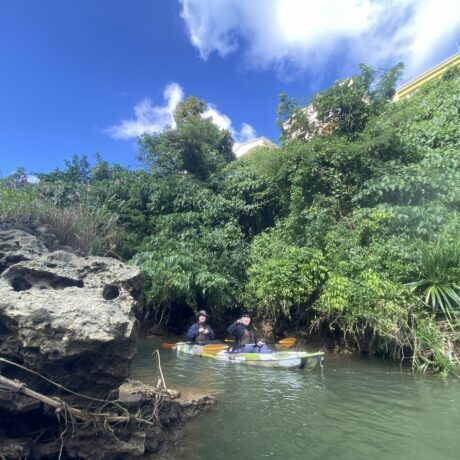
{"left": 0, "top": 229, "right": 214, "bottom": 458}
{"left": 0, "top": 228, "right": 143, "bottom": 397}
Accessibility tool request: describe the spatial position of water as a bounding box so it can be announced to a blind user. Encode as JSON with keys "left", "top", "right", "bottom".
{"left": 130, "top": 337, "right": 460, "bottom": 460}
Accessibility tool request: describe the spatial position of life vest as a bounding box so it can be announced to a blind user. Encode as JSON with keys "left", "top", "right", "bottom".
{"left": 196, "top": 323, "right": 211, "bottom": 342}
{"left": 239, "top": 327, "right": 255, "bottom": 345}
{"left": 196, "top": 332, "right": 208, "bottom": 342}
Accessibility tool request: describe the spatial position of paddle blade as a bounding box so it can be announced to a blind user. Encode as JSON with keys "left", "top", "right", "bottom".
{"left": 161, "top": 343, "right": 177, "bottom": 349}
{"left": 203, "top": 344, "right": 228, "bottom": 355}
{"left": 276, "top": 338, "right": 296, "bottom": 348}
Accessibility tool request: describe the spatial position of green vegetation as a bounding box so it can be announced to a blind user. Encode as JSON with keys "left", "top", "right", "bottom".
{"left": 2, "top": 71, "right": 459, "bottom": 375}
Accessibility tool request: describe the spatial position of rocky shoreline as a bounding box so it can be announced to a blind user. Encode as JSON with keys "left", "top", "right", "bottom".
{"left": 0, "top": 377, "right": 214, "bottom": 459}
{"left": 0, "top": 229, "right": 214, "bottom": 459}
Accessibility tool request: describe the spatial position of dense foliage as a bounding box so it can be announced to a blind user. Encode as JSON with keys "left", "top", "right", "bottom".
{"left": 2, "top": 69, "right": 459, "bottom": 375}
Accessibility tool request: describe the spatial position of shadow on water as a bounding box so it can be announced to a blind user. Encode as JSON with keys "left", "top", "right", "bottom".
{"left": 130, "top": 337, "right": 460, "bottom": 460}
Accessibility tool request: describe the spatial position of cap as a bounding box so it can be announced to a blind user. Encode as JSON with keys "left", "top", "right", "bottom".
{"left": 241, "top": 311, "right": 251, "bottom": 317}
{"left": 197, "top": 310, "right": 208, "bottom": 317}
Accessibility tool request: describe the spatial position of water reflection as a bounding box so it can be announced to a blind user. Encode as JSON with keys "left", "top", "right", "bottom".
{"left": 131, "top": 338, "right": 460, "bottom": 460}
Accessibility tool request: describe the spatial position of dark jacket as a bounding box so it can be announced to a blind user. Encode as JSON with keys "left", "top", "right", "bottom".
{"left": 187, "top": 322, "right": 215, "bottom": 342}
{"left": 227, "top": 321, "right": 257, "bottom": 346}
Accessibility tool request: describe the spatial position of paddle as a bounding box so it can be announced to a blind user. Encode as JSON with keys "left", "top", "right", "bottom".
{"left": 161, "top": 342, "right": 178, "bottom": 349}
{"left": 202, "top": 343, "right": 229, "bottom": 354}
{"left": 161, "top": 337, "right": 296, "bottom": 352}
{"left": 160, "top": 342, "right": 229, "bottom": 352}
{"left": 224, "top": 337, "right": 296, "bottom": 347}
{"left": 275, "top": 337, "right": 296, "bottom": 348}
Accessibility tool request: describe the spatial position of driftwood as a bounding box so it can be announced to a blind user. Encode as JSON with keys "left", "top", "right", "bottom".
{"left": 0, "top": 374, "right": 154, "bottom": 426}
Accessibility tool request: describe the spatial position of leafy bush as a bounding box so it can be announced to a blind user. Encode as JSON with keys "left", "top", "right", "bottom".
{"left": 245, "top": 228, "right": 328, "bottom": 319}
{"left": 407, "top": 238, "right": 460, "bottom": 321}
{"left": 314, "top": 268, "right": 418, "bottom": 357}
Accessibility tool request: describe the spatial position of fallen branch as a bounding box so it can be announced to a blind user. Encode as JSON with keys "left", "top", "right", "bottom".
{"left": 0, "top": 374, "right": 154, "bottom": 426}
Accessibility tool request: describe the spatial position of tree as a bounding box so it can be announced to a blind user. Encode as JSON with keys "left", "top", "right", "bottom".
{"left": 173, "top": 95, "right": 206, "bottom": 125}
{"left": 139, "top": 96, "right": 235, "bottom": 181}
{"left": 38, "top": 154, "right": 91, "bottom": 184}
{"left": 313, "top": 63, "right": 403, "bottom": 137}
{"left": 0, "top": 167, "right": 30, "bottom": 189}
{"left": 278, "top": 63, "right": 404, "bottom": 140}
{"left": 220, "top": 160, "right": 279, "bottom": 236}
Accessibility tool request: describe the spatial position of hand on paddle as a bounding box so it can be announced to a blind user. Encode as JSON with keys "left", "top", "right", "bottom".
{"left": 199, "top": 326, "right": 209, "bottom": 334}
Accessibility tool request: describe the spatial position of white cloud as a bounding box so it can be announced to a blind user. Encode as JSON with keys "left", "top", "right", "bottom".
{"left": 203, "top": 104, "right": 232, "bottom": 131}
{"left": 387, "top": 1, "right": 460, "bottom": 77}
{"left": 179, "top": 0, "right": 460, "bottom": 81}
{"left": 105, "top": 83, "right": 184, "bottom": 139}
{"left": 106, "top": 83, "right": 257, "bottom": 145}
{"left": 232, "top": 123, "right": 257, "bottom": 151}
{"left": 238, "top": 123, "right": 257, "bottom": 144}
{"left": 204, "top": 104, "right": 257, "bottom": 147}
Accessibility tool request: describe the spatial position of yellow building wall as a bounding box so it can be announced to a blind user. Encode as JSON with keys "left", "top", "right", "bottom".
{"left": 393, "top": 51, "right": 460, "bottom": 101}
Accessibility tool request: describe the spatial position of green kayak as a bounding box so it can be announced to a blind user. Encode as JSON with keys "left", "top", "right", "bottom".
{"left": 173, "top": 342, "right": 324, "bottom": 370}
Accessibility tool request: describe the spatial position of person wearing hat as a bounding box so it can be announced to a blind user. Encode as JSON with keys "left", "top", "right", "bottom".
{"left": 227, "top": 311, "right": 268, "bottom": 353}
{"left": 187, "top": 310, "right": 215, "bottom": 344}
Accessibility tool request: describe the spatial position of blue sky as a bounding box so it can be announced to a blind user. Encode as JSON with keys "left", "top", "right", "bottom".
{"left": 1, "top": 0, "right": 460, "bottom": 176}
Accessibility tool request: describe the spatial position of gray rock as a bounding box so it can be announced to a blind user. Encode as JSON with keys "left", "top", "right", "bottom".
{"left": 0, "top": 228, "right": 48, "bottom": 274}
{"left": 0, "top": 229, "right": 144, "bottom": 397}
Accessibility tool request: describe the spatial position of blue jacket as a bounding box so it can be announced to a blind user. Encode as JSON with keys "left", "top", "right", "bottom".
{"left": 187, "top": 322, "right": 215, "bottom": 342}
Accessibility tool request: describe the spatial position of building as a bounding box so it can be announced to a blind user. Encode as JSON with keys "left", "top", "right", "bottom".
{"left": 393, "top": 51, "right": 460, "bottom": 101}
{"left": 234, "top": 136, "right": 277, "bottom": 158}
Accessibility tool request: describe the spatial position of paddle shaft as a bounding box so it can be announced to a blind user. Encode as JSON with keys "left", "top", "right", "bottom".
{"left": 224, "top": 337, "right": 296, "bottom": 346}
{"left": 162, "top": 337, "right": 295, "bottom": 352}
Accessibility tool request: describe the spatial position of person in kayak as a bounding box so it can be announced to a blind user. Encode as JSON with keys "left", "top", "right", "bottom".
{"left": 227, "top": 311, "right": 268, "bottom": 353}
{"left": 187, "top": 310, "right": 216, "bottom": 345}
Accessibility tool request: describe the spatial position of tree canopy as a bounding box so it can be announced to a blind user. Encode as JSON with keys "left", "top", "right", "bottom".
{"left": 3, "top": 65, "right": 460, "bottom": 375}
{"left": 138, "top": 96, "right": 235, "bottom": 181}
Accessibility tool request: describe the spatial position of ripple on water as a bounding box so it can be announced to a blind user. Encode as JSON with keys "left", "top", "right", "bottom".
{"left": 131, "top": 338, "right": 460, "bottom": 460}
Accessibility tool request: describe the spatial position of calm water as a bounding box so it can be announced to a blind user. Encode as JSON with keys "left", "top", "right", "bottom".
{"left": 130, "top": 337, "right": 459, "bottom": 460}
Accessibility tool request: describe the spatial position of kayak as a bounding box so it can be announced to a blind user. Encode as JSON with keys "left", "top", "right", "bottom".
{"left": 173, "top": 342, "right": 324, "bottom": 370}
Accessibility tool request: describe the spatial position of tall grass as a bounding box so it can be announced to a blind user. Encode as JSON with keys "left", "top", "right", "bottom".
{"left": 0, "top": 188, "right": 46, "bottom": 222}
{"left": 44, "top": 200, "right": 124, "bottom": 256}
{"left": 0, "top": 187, "right": 124, "bottom": 257}
{"left": 412, "top": 318, "right": 460, "bottom": 377}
